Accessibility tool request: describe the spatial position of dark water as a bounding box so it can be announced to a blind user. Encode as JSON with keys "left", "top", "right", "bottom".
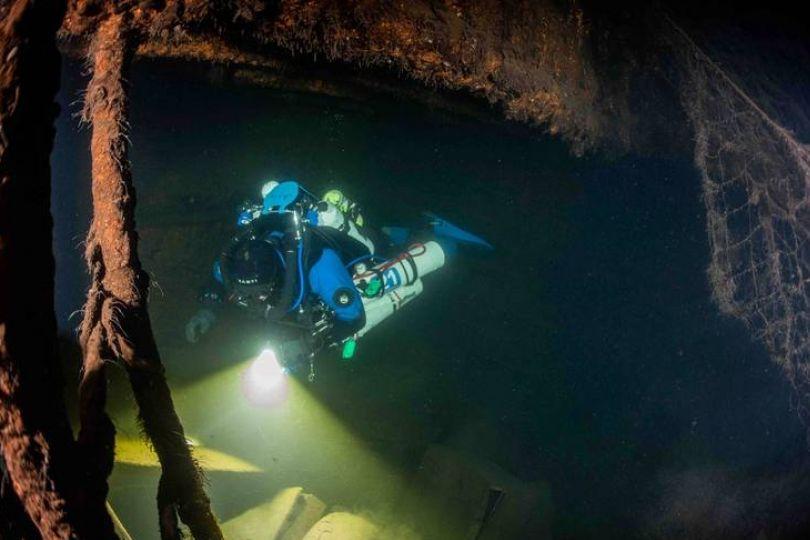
{"left": 52, "top": 60, "right": 809, "bottom": 539}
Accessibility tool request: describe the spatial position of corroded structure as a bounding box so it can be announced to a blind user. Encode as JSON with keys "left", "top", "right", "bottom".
{"left": 61, "top": 0, "right": 608, "bottom": 154}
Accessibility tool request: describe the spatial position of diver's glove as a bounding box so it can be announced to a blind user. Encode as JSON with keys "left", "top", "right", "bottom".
{"left": 185, "top": 309, "right": 216, "bottom": 343}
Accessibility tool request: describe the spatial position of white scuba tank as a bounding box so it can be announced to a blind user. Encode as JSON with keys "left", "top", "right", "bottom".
{"left": 351, "top": 241, "right": 445, "bottom": 336}
{"left": 352, "top": 241, "right": 445, "bottom": 293}
{"left": 356, "top": 280, "right": 424, "bottom": 337}
{"left": 316, "top": 202, "right": 375, "bottom": 253}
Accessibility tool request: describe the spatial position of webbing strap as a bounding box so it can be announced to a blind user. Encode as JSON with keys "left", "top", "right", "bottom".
{"left": 402, "top": 251, "right": 419, "bottom": 284}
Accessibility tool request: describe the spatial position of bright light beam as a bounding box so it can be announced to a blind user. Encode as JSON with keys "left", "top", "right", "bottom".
{"left": 242, "top": 348, "right": 288, "bottom": 407}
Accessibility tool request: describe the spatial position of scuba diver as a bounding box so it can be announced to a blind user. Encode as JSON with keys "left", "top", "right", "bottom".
{"left": 185, "top": 179, "right": 492, "bottom": 378}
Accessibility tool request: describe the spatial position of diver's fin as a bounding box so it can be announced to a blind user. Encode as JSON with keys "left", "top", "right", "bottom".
{"left": 381, "top": 226, "right": 411, "bottom": 247}
{"left": 424, "top": 212, "right": 493, "bottom": 250}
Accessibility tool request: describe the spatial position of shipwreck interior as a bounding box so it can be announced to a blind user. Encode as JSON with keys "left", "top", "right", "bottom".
{"left": 1, "top": 1, "right": 808, "bottom": 539}
{"left": 51, "top": 58, "right": 809, "bottom": 539}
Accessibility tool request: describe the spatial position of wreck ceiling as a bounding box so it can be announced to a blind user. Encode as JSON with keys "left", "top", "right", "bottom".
{"left": 60, "top": 0, "right": 639, "bottom": 154}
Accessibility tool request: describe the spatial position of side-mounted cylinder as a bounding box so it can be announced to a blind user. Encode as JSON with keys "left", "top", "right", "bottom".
{"left": 350, "top": 241, "right": 445, "bottom": 337}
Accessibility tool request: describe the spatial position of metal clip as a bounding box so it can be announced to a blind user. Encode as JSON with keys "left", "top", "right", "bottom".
{"left": 308, "top": 354, "right": 316, "bottom": 383}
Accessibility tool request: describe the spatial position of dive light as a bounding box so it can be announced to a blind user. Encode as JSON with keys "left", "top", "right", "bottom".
{"left": 242, "top": 348, "right": 288, "bottom": 407}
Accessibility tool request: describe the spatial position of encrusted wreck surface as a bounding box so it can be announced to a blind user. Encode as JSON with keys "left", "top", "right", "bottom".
{"left": 61, "top": 0, "right": 620, "bottom": 154}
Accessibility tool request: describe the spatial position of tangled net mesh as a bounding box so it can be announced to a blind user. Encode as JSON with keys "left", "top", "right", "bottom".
{"left": 668, "top": 21, "right": 810, "bottom": 406}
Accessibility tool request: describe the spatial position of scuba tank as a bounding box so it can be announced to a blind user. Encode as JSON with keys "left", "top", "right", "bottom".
{"left": 350, "top": 241, "right": 445, "bottom": 337}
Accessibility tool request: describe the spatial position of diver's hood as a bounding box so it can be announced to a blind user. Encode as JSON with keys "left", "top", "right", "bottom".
{"left": 221, "top": 213, "right": 302, "bottom": 319}
{"left": 223, "top": 238, "right": 282, "bottom": 293}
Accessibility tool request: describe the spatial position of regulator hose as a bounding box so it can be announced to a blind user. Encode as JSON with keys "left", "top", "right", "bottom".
{"left": 263, "top": 236, "right": 299, "bottom": 321}
{"left": 265, "top": 213, "right": 307, "bottom": 321}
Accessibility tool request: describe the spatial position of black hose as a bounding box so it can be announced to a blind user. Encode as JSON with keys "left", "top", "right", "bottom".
{"left": 264, "top": 215, "right": 306, "bottom": 322}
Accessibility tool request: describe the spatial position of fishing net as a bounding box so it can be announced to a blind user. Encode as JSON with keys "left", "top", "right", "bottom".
{"left": 668, "top": 22, "right": 810, "bottom": 405}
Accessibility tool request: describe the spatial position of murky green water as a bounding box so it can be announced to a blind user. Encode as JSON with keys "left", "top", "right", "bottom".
{"left": 52, "top": 59, "right": 808, "bottom": 539}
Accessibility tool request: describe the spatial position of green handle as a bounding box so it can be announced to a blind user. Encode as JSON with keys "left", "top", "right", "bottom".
{"left": 363, "top": 277, "right": 383, "bottom": 298}
{"left": 341, "top": 338, "right": 357, "bottom": 360}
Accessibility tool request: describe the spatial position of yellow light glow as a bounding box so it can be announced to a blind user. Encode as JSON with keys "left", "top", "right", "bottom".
{"left": 115, "top": 435, "right": 263, "bottom": 472}
{"left": 172, "top": 356, "right": 405, "bottom": 509}
{"left": 108, "top": 354, "right": 406, "bottom": 529}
